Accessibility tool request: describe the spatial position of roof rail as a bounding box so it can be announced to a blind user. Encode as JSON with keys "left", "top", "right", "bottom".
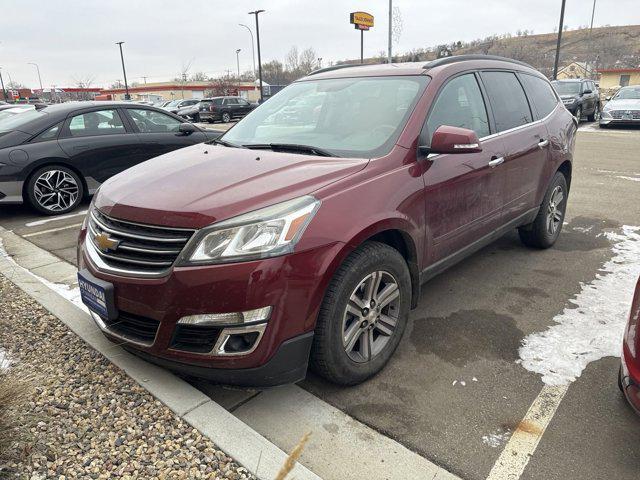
{"left": 423, "top": 54, "right": 534, "bottom": 70}
{"left": 307, "top": 63, "right": 371, "bottom": 76}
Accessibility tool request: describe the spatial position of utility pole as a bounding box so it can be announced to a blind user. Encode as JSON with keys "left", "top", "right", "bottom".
{"left": 239, "top": 24, "right": 257, "bottom": 79}
{"left": 553, "top": 0, "right": 567, "bottom": 80}
{"left": 248, "top": 10, "right": 265, "bottom": 102}
{"left": 388, "top": 0, "right": 392, "bottom": 64}
{"left": 27, "top": 62, "right": 43, "bottom": 91}
{"left": 587, "top": 0, "right": 598, "bottom": 79}
{"left": 589, "top": 0, "right": 597, "bottom": 33}
{"left": 0, "top": 68, "right": 7, "bottom": 102}
{"left": 142, "top": 76, "right": 148, "bottom": 84}
{"left": 181, "top": 73, "right": 187, "bottom": 99}
{"left": 115, "top": 41, "right": 130, "bottom": 100}
{"left": 236, "top": 49, "right": 241, "bottom": 94}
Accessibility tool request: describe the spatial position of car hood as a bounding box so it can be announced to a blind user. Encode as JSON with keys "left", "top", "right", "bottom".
{"left": 95, "top": 143, "right": 368, "bottom": 229}
{"left": 604, "top": 99, "right": 640, "bottom": 110}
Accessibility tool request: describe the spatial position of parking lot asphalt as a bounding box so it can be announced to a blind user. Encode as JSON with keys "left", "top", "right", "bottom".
{"left": 0, "top": 124, "right": 638, "bottom": 479}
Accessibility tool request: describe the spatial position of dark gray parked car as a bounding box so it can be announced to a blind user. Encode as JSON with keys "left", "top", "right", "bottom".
{"left": 551, "top": 78, "right": 601, "bottom": 122}
{"left": 0, "top": 102, "right": 219, "bottom": 215}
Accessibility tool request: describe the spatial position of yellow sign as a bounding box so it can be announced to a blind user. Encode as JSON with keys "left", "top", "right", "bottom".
{"left": 350, "top": 11, "right": 374, "bottom": 29}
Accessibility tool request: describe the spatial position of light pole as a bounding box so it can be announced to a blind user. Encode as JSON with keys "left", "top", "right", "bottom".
{"left": 27, "top": 62, "right": 43, "bottom": 92}
{"left": 248, "top": 10, "right": 265, "bottom": 103}
{"left": 552, "top": 0, "right": 567, "bottom": 80}
{"left": 239, "top": 23, "right": 256, "bottom": 79}
{"left": 115, "top": 41, "right": 130, "bottom": 100}
{"left": 0, "top": 68, "right": 7, "bottom": 102}
{"left": 236, "top": 49, "right": 241, "bottom": 94}
{"left": 388, "top": 0, "right": 392, "bottom": 63}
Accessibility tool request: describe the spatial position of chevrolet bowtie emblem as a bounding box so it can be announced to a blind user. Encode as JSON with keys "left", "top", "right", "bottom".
{"left": 94, "top": 233, "right": 120, "bottom": 252}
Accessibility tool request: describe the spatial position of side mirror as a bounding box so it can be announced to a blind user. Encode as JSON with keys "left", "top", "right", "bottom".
{"left": 178, "top": 122, "right": 197, "bottom": 135}
{"left": 420, "top": 125, "right": 482, "bottom": 155}
{"left": 605, "top": 96, "right": 612, "bottom": 101}
{"left": 582, "top": 89, "right": 592, "bottom": 95}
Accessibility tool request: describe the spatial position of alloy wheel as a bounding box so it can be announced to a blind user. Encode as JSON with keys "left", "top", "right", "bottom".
{"left": 33, "top": 169, "right": 79, "bottom": 213}
{"left": 342, "top": 270, "right": 400, "bottom": 363}
{"left": 546, "top": 185, "right": 565, "bottom": 235}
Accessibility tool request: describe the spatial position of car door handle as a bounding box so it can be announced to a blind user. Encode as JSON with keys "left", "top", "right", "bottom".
{"left": 488, "top": 156, "right": 504, "bottom": 168}
{"left": 538, "top": 139, "right": 549, "bottom": 148}
{"left": 73, "top": 145, "right": 90, "bottom": 151}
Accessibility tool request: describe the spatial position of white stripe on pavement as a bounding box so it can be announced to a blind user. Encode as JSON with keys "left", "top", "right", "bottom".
{"left": 22, "top": 223, "right": 83, "bottom": 238}
{"left": 25, "top": 210, "right": 87, "bottom": 227}
{"left": 486, "top": 385, "right": 568, "bottom": 480}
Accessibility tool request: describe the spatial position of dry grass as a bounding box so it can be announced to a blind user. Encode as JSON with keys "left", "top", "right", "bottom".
{"left": 0, "top": 371, "right": 33, "bottom": 466}
{"left": 274, "top": 431, "right": 311, "bottom": 480}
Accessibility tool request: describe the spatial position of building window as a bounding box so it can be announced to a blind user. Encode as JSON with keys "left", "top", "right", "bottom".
{"left": 620, "top": 75, "right": 631, "bottom": 87}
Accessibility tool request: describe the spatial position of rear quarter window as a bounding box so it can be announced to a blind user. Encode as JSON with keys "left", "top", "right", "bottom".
{"left": 481, "top": 71, "right": 533, "bottom": 132}
{"left": 519, "top": 74, "right": 559, "bottom": 119}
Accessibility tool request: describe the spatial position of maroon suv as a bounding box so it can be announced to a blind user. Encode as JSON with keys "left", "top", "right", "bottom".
{"left": 77, "top": 55, "right": 576, "bottom": 386}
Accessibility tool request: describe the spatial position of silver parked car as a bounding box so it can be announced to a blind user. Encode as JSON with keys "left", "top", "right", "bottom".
{"left": 600, "top": 85, "right": 640, "bottom": 127}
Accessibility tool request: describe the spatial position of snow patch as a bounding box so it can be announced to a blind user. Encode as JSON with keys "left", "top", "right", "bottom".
{"left": 519, "top": 225, "right": 640, "bottom": 385}
{"left": 615, "top": 175, "right": 640, "bottom": 183}
{"left": 0, "top": 238, "right": 87, "bottom": 313}
{"left": 482, "top": 431, "right": 511, "bottom": 448}
{"left": 0, "top": 347, "right": 11, "bottom": 371}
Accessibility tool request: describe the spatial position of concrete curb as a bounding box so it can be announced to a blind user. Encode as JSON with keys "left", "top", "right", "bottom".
{"left": 0, "top": 227, "right": 321, "bottom": 480}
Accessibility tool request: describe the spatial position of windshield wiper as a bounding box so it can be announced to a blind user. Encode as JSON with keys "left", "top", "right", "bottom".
{"left": 243, "top": 143, "right": 337, "bottom": 157}
{"left": 211, "top": 138, "right": 246, "bottom": 149}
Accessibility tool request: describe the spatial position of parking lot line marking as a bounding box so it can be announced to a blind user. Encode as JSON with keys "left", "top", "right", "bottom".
{"left": 22, "top": 223, "right": 83, "bottom": 238}
{"left": 486, "top": 384, "right": 568, "bottom": 480}
{"left": 25, "top": 210, "right": 87, "bottom": 227}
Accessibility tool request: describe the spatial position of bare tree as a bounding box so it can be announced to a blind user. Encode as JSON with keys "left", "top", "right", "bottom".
{"left": 285, "top": 47, "right": 300, "bottom": 72}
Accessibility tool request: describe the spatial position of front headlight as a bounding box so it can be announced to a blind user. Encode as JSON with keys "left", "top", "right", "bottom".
{"left": 180, "top": 195, "right": 320, "bottom": 265}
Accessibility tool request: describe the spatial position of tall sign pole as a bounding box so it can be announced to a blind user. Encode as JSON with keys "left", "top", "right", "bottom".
{"left": 0, "top": 69, "right": 7, "bottom": 102}
{"left": 388, "top": 0, "right": 392, "bottom": 63}
{"left": 553, "top": 0, "right": 567, "bottom": 80}
{"left": 116, "top": 42, "right": 130, "bottom": 100}
{"left": 249, "top": 10, "right": 265, "bottom": 103}
{"left": 350, "top": 12, "right": 374, "bottom": 64}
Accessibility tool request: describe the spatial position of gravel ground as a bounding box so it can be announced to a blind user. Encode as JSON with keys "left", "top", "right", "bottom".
{"left": 0, "top": 274, "right": 256, "bottom": 480}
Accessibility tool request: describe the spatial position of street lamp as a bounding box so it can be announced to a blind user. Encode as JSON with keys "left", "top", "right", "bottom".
{"left": 248, "top": 10, "right": 265, "bottom": 103}
{"left": 239, "top": 24, "right": 256, "bottom": 79}
{"left": 115, "top": 41, "right": 130, "bottom": 100}
{"left": 552, "top": 0, "right": 567, "bottom": 80}
{"left": 0, "top": 67, "right": 7, "bottom": 102}
{"left": 236, "top": 49, "right": 242, "bottom": 94}
{"left": 27, "top": 62, "right": 43, "bottom": 91}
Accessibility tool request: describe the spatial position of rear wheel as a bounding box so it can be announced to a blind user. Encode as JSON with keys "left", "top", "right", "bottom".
{"left": 222, "top": 112, "right": 231, "bottom": 123}
{"left": 518, "top": 172, "right": 568, "bottom": 249}
{"left": 192, "top": 113, "right": 200, "bottom": 123}
{"left": 310, "top": 242, "right": 411, "bottom": 385}
{"left": 574, "top": 106, "right": 582, "bottom": 123}
{"left": 26, "top": 165, "right": 84, "bottom": 215}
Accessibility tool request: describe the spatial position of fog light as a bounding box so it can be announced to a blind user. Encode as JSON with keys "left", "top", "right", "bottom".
{"left": 213, "top": 324, "right": 267, "bottom": 356}
{"left": 178, "top": 306, "right": 271, "bottom": 326}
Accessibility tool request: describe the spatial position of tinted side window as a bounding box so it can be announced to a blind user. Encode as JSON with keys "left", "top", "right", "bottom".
{"left": 128, "top": 109, "right": 182, "bottom": 133}
{"left": 213, "top": 98, "right": 224, "bottom": 106}
{"left": 426, "top": 73, "right": 490, "bottom": 142}
{"left": 31, "top": 122, "right": 63, "bottom": 142}
{"left": 68, "top": 110, "right": 126, "bottom": 137}
{"left": 481, "top": 71, "right": 532, "bottom": 132}
{"left": 225, "top": 98, "right": 239, "bottom": 105}
{"left": 519, "top": 74, "right": 559, "bottom": 119}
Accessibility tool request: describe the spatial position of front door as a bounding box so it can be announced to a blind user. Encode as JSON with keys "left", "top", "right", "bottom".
{"left": 124, "top": 108, "right": 208, "bottom": 158}
{"left": 421, "top": 72, "right": 505, "bottom": 262}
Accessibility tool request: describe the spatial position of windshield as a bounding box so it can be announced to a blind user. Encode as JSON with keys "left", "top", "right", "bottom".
{"left": 0, "top": 109, "right": 47, "bottom": 133}
{"left": 165, "top": 100, "right": 180, "bottom": 107}
{"left": 552, "top": 81, "right": 581, "bottom": 95}
{"left": 222, "top": 75, "right": 429, "bottom": 158}
{"left": 612, "top": 87, "right": 640, "bottom": 100}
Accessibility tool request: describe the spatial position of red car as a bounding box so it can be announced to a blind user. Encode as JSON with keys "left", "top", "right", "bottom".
{"left": 620, "top": 276, "right": 640, "bottom": 413}
{"left": 77, "top": 55, "right": 576, "bottom": 386}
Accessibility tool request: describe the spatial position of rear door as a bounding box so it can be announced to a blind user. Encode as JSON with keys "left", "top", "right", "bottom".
{"left": 124, "top": 107, "right": 208, "bottom": 158}
{"left": 479, "top": 70, "right": 548, "bottom": 223}
{"left": 236, "top": 97, "right": 253, "bottom": 116}
{"left": 422, "top": 72, "right": 505, "bottom": 261}
{"left": 57, "top": 107, "right": 142, "bottom": 183}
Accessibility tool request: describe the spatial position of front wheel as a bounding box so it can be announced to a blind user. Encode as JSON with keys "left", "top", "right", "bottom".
{"left": 221, "top": 112, "right": 231, "bottom": 123}
{"left": 518, "top": 171, "right": 568, "bottom": 249}
{"left": 574, "top": 106, "right": 582, "bottom": 123}
{"left": 192, "top": 113, "right": 200, "bottom": 123}
{"left": 26, "top": 165, "right": 84, "bottom": 215}
{"left": 310, "top": 242, "right": 411, "bottom": 385}
{"left": 587, "top": 104, "right": 599, "bottom": 122}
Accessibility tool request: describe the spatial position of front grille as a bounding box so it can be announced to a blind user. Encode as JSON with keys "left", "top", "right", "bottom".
{"left": 103, "top": 311, "right": 160, "bottom": 344}
{"left": 88, "top": 209, "right": 195, "bottom": 275}
{"left": 170, "top": 324, "right": 222, "bottom": 353}
{"left": 611, "top": 110, "right": 640, "bottom": 120}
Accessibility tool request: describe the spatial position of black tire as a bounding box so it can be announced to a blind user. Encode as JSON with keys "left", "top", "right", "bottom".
{"left": 574, "top": 106, "right": 582, "bottom": 123}
{"left": 26, "top": 165, "right": 84, "bottom": 215}
{"left": 310, "top": 241, "right": 411, "bottom": 385}
{"left": 518, "top": 171, "right": 568, "bottom": 249}
{"left": 222, "top": 112, "right": 231, "bottom": 123}
{"left": 587, "top": 104, "right": 599, "bottom": 122}
{"left": 193, "top": 113, "right": 200, "bottom": 123}
{"left": 618, "top": 365, "right": 624, "bottom": 392}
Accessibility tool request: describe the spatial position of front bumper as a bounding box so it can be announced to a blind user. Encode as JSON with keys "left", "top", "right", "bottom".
{"left": 600, "top": 117, "right": 640, "bottom": 126}
{"left": 78, "top": 229, "right": 342, "bottom": 386}
{"left": 0, "top": 180, "right": 24, "bottom": 204}
{"left": 621, "top": 345, "right": 640, "bottom": 414}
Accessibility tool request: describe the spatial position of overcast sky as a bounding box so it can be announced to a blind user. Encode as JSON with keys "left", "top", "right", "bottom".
{"left": 2, "top": 0, "right": 639, "bottom": 88}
